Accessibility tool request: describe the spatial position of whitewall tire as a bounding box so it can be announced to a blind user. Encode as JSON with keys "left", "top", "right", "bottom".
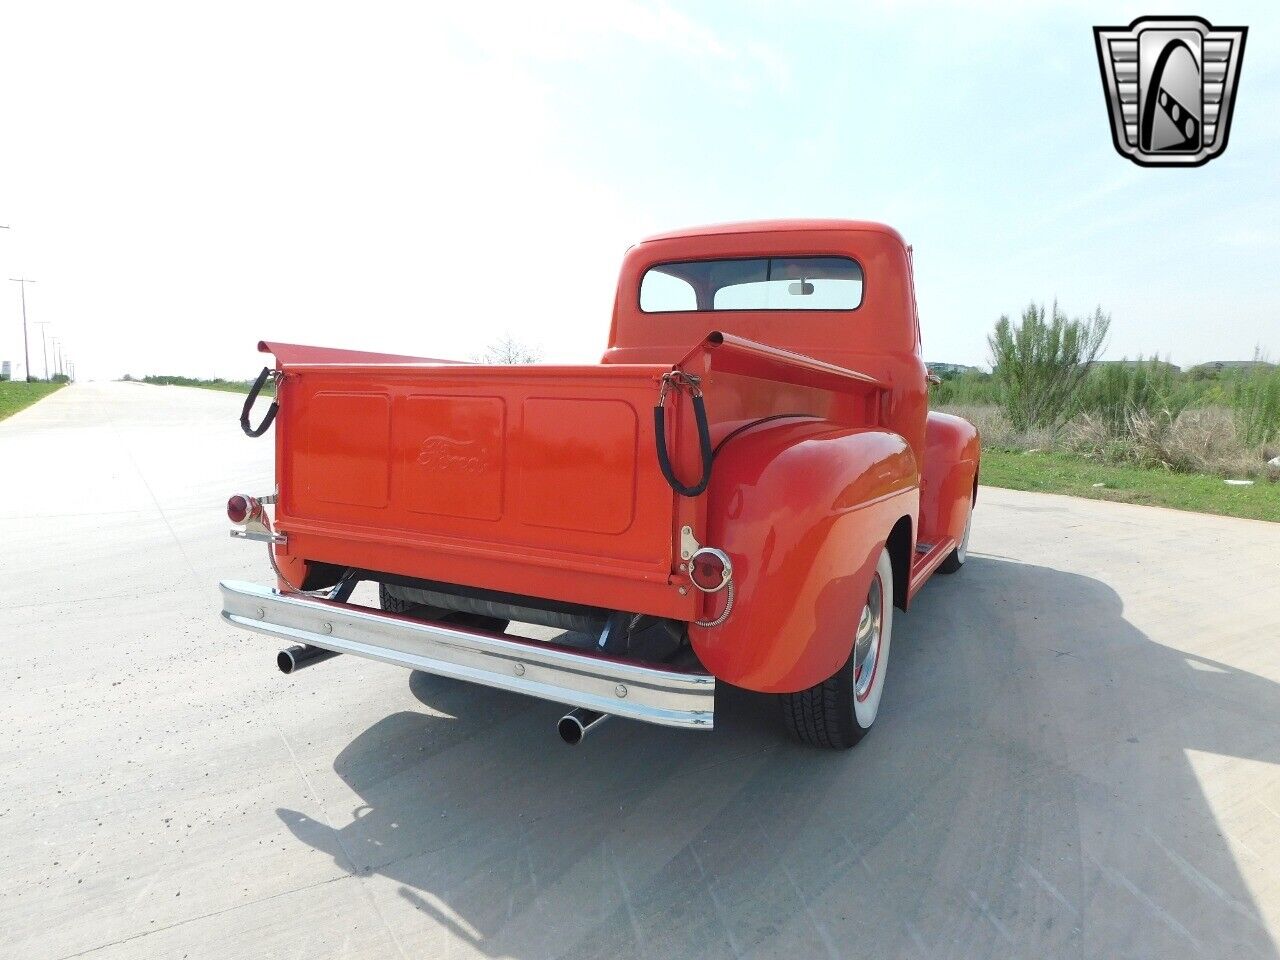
{"left": 780, "top": 548, "right": 895, "bottom": 749}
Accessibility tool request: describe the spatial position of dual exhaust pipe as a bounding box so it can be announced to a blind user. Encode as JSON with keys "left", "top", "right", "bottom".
{"left": 275, "top": 645, "right": 610, "bottom": 744}
{"left": 556, "top": 708, "right": 609, "bottom": 745}
{"left": 277, "top": 644, "right": 340, "bottom": 674}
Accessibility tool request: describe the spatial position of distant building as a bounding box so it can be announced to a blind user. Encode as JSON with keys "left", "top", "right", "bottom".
{"left": 1, "top": 360, "right": 10, "bottom": 381}
{"left": 1093, "top": 359, "right": 1181, "bottom": 372}
{"left": 925, "top": 362, "right": 983, "bottom": 376}
{"left": 1188, "top": 360, "right": 1276, "bottom": 374}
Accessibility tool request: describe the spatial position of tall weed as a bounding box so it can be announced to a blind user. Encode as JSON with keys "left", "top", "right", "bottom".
{"left": 988, "top": 302, "right": 1110, "bottom": 432}
{"left": 931, "top": 371, "right": 998, "bottom": 406}
{"left": 1078, "top": 357, "right": 1194, "bottom": 432}
{"left": 1231, "top": 365, "right": 1280, "bottom": 446}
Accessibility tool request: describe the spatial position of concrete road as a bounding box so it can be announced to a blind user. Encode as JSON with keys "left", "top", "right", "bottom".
{"left": 3, "top": 382, "right": 1279, "bottom": 960}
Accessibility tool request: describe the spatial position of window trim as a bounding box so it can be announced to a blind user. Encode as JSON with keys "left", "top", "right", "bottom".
{"left": 638, "top": 254, "right": 866, "bottom": 314}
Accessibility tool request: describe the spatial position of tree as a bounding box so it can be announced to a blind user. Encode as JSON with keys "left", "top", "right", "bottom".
{"left": 988, "top": 301, "right": 1110, "bottom": 432}
{"left": 476, "top": 334, "right": 541, "bottom": 365}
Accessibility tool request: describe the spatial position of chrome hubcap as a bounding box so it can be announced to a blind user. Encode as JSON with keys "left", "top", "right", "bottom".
{"left": 853, "top": 574, "right": 883, "bottom": 700}
{"left": 957, "top": 509, "right": 972, "bottom": 562}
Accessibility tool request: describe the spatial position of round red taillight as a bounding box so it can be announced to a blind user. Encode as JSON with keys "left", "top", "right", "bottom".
{"left": 689, "top": 548, "right": 732, "bottom": 593}
{"left": 227, "top": 494, "right": 255, "bottom": 525}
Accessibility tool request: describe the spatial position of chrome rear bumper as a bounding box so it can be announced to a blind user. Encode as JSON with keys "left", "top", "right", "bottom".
{"left": 219, "top": 580, "right": 715, "bottom": 730}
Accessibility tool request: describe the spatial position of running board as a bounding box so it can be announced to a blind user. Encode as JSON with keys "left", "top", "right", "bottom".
{"left": 219, "top": 580, "right": 715, "bottom": 730}
{"left": 908, "top": 537, "right": 956, "bottom": 598}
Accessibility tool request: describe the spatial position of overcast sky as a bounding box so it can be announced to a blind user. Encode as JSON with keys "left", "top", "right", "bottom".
{"left": 1, "top": 1, "right": 1276, "bottom": 380}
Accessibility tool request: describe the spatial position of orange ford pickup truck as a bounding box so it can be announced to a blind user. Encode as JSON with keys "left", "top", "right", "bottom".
{"left": 219, "top": 219, "right": 979, "bottom": 749}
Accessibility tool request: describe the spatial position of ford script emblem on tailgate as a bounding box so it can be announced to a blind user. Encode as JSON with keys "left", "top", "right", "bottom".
{"left": 417, "top": 435, "right": 487, "bottom": 475}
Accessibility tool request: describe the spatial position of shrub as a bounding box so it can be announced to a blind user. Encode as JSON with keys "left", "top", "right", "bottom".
{"left": 937, "top": 402, "right": 1058, "bottom": 452}
{"left": 1079, "top": 357, "right": 1193, "bottom": 432}
{"left": 931, "top": 371, "right": 998, "bottom": 406}
{"left": 1064, "top": 407, "right": 1268, "bottom": 478}
{"left": 1232, "top": 365, "right": 1280, "bottom": 446}
{"left": 988, "top": 302, "right": 1110, "bottom": 432}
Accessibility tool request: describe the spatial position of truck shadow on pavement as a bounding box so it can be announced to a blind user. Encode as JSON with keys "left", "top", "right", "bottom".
{"left": 277, "top": 557, "right": 1280, "bottom": 959}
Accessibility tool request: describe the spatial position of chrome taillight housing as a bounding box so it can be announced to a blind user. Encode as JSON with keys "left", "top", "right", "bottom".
{"left": 227, "top": 494, "right": 263, "bottom": 525}
{"left": 689, "top": 547, "right": 733, "bottom": 593}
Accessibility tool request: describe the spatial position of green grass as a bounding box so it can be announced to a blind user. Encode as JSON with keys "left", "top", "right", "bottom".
{"left": 0, "top": 381, "right": 65, "bottom": 421}
{"left": 981, "top": 448, "right": 1280, "bottom": 522}
{"left": 133, "top": 375, "right": 273, "bottom": 396}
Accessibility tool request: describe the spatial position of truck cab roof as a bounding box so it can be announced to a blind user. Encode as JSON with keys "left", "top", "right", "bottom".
{"left": 638, "top": 219, "right": 908, "bottom": 246}
{"left": 607, "top": 219, "right": 919, "bottom": 370}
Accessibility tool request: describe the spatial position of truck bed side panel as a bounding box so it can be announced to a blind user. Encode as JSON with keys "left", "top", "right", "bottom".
{"left": 918, "top": 411, "right": 980, "bottom": 546}
{"left": 689, "top": 422, "right": 918, "bottom": 693}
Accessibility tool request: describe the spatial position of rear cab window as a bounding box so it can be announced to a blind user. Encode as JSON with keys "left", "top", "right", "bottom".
{"left": 640, "top": 256, "right": 863, "bottom": 313}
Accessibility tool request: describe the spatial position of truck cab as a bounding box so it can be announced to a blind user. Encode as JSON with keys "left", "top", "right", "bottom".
{"left": 220, "top": 220, "right": 979, "bottom": 749}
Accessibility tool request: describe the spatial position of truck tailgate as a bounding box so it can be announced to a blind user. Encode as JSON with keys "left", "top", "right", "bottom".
{"left": 271, "top": 359, "right": 697, "bottom": 619}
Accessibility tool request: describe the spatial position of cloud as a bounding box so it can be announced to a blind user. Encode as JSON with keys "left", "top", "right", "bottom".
{"left": 441, "top": 1, "right": 788, "bottom": 90}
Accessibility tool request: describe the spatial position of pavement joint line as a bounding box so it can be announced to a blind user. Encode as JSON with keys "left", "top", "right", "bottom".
{"left": 48, "top": 872, "right": 354, "bottom": 960}
{"left": 780, "top": 860, "right": 842, "bottom": 960}
{"left": 101, "top": 404, "right": 204, "bottom": 591}
{"left": 273, "top": 717, "right": 414, "bottom": 960}
{"left": 323, "top": 709, "right": 776, "bottom": 879}
{"left": 1142, "top": 826, "right": 1267, "bottom": 930}
{"left": 1085, "top": 852, "right": 1203, "bottom": 950}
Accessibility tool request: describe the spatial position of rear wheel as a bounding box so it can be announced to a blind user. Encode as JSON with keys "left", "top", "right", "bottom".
{"left": 938, "top": 500, "right": 973, "bottom": 574}
{"left": 780, "top": 548, "right": 894, "bottom": 749}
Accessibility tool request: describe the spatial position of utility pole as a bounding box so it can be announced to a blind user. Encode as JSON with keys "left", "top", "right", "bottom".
{"left": 52, "top": 338, "right": 63, "bottom": 377}
{"left": 34, "top": 320, "right": 52, "bottom": 380}
{"left": 8, "top": 277, "right": 36, "bottom": 382}
{"left": 0, "top": 228, "right": 16, "bottom": 381}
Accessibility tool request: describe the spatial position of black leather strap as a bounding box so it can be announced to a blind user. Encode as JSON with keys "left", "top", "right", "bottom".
{"left": 654, "top": 392, "right": 713, "bottom": 497}
{"left": 240, "top": 367, "right": 279, "bottom": 438}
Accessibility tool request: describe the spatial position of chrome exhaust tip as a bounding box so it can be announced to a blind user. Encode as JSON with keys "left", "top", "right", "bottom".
{"left": 277, "top": 644, "right": 340, "bottom": 674}
{"left": 557, "top": 708, "right": 609, "bottom": 745}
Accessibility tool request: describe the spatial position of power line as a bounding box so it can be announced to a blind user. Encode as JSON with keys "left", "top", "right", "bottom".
{"left": 34, "top": 320, "right": 52, "bottom": 380}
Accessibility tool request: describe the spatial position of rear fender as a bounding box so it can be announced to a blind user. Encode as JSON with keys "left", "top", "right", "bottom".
{"left": 689, "top": 421, "right": 918, "bottom": 693}
{"left": 919, "top": 412, "right": 980, "bottom": 546}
